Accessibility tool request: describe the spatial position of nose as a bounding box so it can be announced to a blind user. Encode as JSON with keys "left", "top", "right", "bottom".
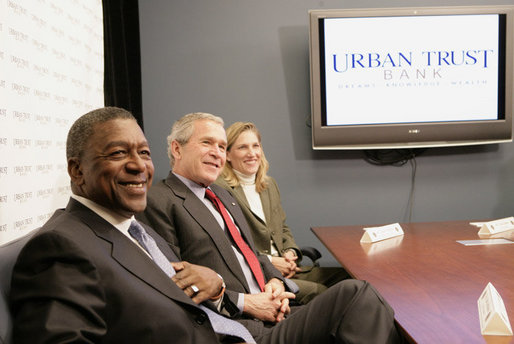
{"left": 210, "top": 144, "right": 225, "bottom": 158}
{"left": 126, "top": 152, "right": 147, "bottom": 173}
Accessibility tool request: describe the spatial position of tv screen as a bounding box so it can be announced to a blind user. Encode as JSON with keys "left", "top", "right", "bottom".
{"left": 309, "top": 6, "right": 514, "bottom": 149}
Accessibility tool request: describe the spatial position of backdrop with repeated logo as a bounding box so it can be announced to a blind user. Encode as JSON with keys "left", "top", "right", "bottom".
{"left": 0, "top": 0, "right": 104, "bottom": 244}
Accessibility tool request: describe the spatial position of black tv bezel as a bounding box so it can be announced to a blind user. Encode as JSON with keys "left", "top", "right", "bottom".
{"left": 309, "top": 6, "right": 514, "bottom": 150}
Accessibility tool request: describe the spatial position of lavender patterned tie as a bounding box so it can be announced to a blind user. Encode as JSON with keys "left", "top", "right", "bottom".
{"left": 128, "top": 220, "right": 256, "bottom": 343}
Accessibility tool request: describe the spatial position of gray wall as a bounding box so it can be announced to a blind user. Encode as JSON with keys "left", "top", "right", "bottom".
{"left": 139, "top": 0, "right": 514, "bottom": 266}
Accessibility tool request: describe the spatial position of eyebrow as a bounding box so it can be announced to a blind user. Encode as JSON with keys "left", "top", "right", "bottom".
{"left": 103, "top": 140, "right": 149, "bottom": 150}
{"left": 199, "top": 135, "right": 227, "bottom": 146}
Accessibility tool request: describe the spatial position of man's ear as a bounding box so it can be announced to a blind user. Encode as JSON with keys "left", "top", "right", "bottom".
{"left": 170, "top": 140, "right": 182, "bottom": 161}
{"left": 67, "top": 157, "right": 84, "bottom": 185}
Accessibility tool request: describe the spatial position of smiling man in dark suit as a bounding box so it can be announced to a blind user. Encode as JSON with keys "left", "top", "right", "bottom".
{"left": 138, "top": 112, "right": 402, "bottom": 343}
{"left": 9, "top": 107, "right": 256, "bottom": 344}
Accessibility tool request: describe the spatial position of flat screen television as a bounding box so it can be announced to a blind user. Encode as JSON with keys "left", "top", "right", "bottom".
{"left": 309, "top": 6, "right": 514, "bottom": 150}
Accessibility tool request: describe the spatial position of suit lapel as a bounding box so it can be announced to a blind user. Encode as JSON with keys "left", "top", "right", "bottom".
{"left": 166, "top": 175, "right": 250, "bottom": 290}
{"left": 66, "top": 199, "right": 197, "bottom": 307}
{"left": 230, "top": 186, "right": 250, "bottom": 209}
{"left": 232, "top": 185, "right": 267, "bottom": 226}
{"left": 259, "top": 187, "right": 271, "bottom": 226}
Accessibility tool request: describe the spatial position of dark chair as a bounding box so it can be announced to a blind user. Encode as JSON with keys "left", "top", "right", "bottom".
{"left": 0, "top": 230, "right": 39, "bottom": 344}
{"left": 300, "top": 246, "right": 322, "bottom": 267}
{"left": 284, "top": 246, "right": 321, "bottom": 294}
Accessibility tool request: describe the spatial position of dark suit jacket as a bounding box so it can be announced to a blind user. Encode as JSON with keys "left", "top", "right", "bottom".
{"left": 10, "top": 198, "right": 225, "bottom": 344}
{"left": 138, "top": 173, "right": 286, "bottom": 335}
{"left": 138, "top": 174, "right": 402, "bottom": 344}
{"left": 215, "top": 176, "right": 301, "bottom": 260}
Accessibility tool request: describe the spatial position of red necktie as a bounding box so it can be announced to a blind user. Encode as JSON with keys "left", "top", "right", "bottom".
{"left": 205, "top": 188, "right": 265, "bottom": 292}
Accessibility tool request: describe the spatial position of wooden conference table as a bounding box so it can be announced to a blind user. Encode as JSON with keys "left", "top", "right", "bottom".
{"left": 311, "top": 220, "right": 514, "bottom": 344}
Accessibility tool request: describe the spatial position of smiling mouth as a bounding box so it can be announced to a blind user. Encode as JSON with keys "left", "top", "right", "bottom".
{"left": 205, "top": 162, "right": 220, "bottom": 168}
{"left": 120, "top": 182, "right": 146, "bottom": 188}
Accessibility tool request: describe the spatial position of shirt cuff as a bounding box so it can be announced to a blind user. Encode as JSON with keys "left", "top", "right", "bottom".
{"left": 236, "top": 293, "right": 245, "bottom": 314}
{"left": 212, "top": 294, "right": 223, "bottom": 311}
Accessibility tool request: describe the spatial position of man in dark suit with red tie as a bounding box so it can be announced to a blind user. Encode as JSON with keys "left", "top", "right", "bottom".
{"left": 138, "top": 112, "right": 402, "bottom": 343}
{"left": 10, "top": 107, "right": 255, "bottom": 344}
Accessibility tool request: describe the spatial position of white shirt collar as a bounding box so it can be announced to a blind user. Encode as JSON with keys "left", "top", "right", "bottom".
{"left": 233, "top": 169, "right": 256, "bottom": 185}
{"left": 173, "top": 172, "right": 208, "bottom": 199}
{"left": 70, "top": 194, "right": 134, "bottom": 234}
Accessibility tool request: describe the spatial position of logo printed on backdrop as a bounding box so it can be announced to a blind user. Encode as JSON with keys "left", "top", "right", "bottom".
{"left": 13, "top": 138, "right": 32, "bottom": 149}
{"left": 33, "top": 64, "right": 49, "bottom": 76}
{"left": 35, "top": 139, "right": 52, "bottom": 150}
{"left": 55, "top": 117, "right": 70, "bottom": 127}
{"left": 53, "top": 94, "right": 69, "bottom": 105}
{"left": 35, "top": 114, "right": 52, "bottom": 125}
{"left": 31, "top": 14, "right": 47, "bottom": 28}
{"left": 31, "top": 38, "right": 48, "bottom": 52}
{"left": 11, "top": 55, "right": 29, "bottom": 69}
{"left": 14, "top": 192, "right": 33, "bottom": 204}
{"left": 51, "top": 25, "right": 65, "bottom": 39}
{"left": 36, "top": 164, "right": 54, "bottom": 174}
{"left": 14, "top": 217, "right": 33, "bottom": 231}
{"left": 33, "top": 88, "right": 51, "bottom": 100}
{"left": 12, "top": 82, "right": 30, "bottom": 96}
{"left": 8, "top": 1, "right": 28, "bottom": 15}
{"left": 67, "top": 13, "right": 81, "bottom": 27}
{"left": 50, "top": 3, "right": 64, "bottom": 15}
{"left": 53, "top": 71, "right": 67, "bottom": 83}
{"left": 13, "top": 166, "right": 32, "bottom": 177}
{"left": 37, "top": 188, "right": 54, "bottom": 200}
{"left": 13, "top": 110, "right": 31, "bottom": 122}
{"left": 8, "top": 27, "right": 28, "bottom": 42}
{"left": 51, "top": 47, "right": 66, "bottom": 60}
{"left": 0, "top": 0, "right": 104, "bottom": 244}
{"left": 37, "top": 212, "right": 54, "bottom": 224}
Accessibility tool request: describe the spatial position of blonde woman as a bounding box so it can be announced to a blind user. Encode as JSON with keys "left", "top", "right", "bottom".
{"left": 216, "top": 122, "right": 348, "bottom": 304}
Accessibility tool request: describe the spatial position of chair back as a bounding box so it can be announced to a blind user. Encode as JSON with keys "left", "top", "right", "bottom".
{"left": 0, "top": 230, "right": 39, "bottom": 344}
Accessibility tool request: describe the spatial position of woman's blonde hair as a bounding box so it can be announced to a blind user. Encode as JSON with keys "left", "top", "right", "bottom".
{"left": 222, "top": 122, "right": 269, "bottom": 193}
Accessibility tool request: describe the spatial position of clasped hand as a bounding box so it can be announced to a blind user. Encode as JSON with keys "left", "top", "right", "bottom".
{"left": 243, "top": 278, "right": 296, "bottom": 323}
{"left": 272, "top": 251, "right": 301, "bottom": 278}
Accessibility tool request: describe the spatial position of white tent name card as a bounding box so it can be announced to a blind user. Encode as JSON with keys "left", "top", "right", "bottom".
{"left": 478, "top": 217, "right": 514, "bottom": 235}
{"left": 360, "top": 223, "right": 404, "bottom": 243}
{"left": 477, "top": 282, "right": 513, "bottom": 336}
{"left": 361, "top": 235, "right": 403, "bottom": 255}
